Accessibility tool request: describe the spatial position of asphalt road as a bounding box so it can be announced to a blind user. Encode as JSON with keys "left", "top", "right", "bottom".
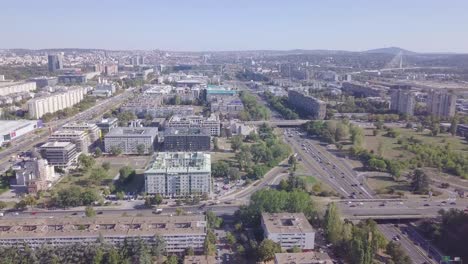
{"left": 378, "top": 224, "right": 434, "bottom": 264}
{"left": 284, "top": 129, "right": 373, "bottom": 199}
{"left": 338, "top": 198, "right": 468, "bottom": 219}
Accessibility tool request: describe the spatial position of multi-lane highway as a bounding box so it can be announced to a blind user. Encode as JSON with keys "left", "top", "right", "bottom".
{"left": 283, "top": 128, "right": 373, "bottom": 199}
{"left": 338, "top": 199, "right": 468, "bottom": 220}
{"left": 379, "top": 224, "right": 433, "bottom": 264}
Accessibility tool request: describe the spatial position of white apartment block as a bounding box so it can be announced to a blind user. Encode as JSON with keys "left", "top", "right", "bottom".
{"left": 104, "top": 127, "right": 158, "bottom": 154}
{"left": 261, "top": 213, "right": 315, "bottom": 250}
{"left": 145, "top": 152, "right": 211, "bottom": 197}
{"left": 0, "top": 215, "right": 207, "bottom": 253}
{"left": 62, "top": 122, "right": 101, "bottom": 144}
{"left": 27, "top": 87, "right": 87, "bottom": 119}
{"left": 48, "top": 129, "right": 91, "bottom": 154}
{"left": 0, "top": 81, "right": 36, "bottom": 96}
{"left": 166, "top": 114, "right": 220, "bottom": 136}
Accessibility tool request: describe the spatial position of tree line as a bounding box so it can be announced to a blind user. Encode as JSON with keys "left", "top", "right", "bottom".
{"left": 263, "top": 91, "right": 299, "bottom": 120}
{"left": 324, "top": 203, "right": 411, "bottom": 264}
{"left": 0, "top": 236, "right": 168, "bottom": 264}
{"left": 238, "top": 91, "right": 270, "bottom": 121}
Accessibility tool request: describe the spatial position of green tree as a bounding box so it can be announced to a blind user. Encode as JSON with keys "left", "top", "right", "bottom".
{"left": 230, "top": 135, "right": 243, "bottom": 152}
{"left": 119, "top": 166, "right": 135, "bottom": 183}
{"left": 213, "top": 137, "right": 219, "bottom": 151}
{"left": 81, "top": 188, "right": 98, "bottom": 205}
{"left": 101, "top": 162, "right": 111, "bottom": 171}
{"left": 85, "top": 206, "right": 96, "bottom": 217}
{"left": 257, "top": 239, "right": 281, "bottom": 262}
{"left": 23, "top": 194, "right": 37, "bottom": 208}
{"left": 107, "top": 247, "right": 120, "bottom": 264}
{"left": 226, "top": 232, "right": 236, "bottom": 247}
{"left": 109, "top": 145, "right": 123, "bottom": 156}
{"left": 116, "top": 191, "right": 125, "bottom": 200}
{"left": 450, "top": 116, "right": 458, "bottom": 136}
{"left": 386, "top": 241, "right": 412, "bottom": 264}
{"left": 431, "top": 122, "right": 440, "bottom": 136}
{"left": 136, "top": 144, "right": 146, "bottom": 155}
{"left": 350, "top": 125, "right": 364, "bottom": 146}
{"left": 206, "top": 211, "right": 223, "bottom": 228}
{"left": 94, "top": 147, "right": 102, "bottom": 157}
{"left": 89, "top": 167, "right": 108, "bottom": 185}
{"left": 228, "top": 167, "right": 241, "bottom": 181}
{"left": 165, "top": 255, "right": 178, "bottom": 264}
{"left": 78, "top": 154, "right": 95, "bottom": 171}
{"left": 288, "top": 155, "right": 298, "bottom": 172}
{"left": 211, "top": 161, "right": 229, "bottom": 178}
{"left": 411, "top": 169, "right": 430, "bottom": 194}
{"left": 324, "top": 203, "right": 343, "bottom": 244}
{"left": 92, "top": 248, "right": 104, "bottom": 264}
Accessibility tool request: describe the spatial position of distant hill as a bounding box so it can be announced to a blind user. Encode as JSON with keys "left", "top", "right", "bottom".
{"left": 364, "top": 47, "right": 417, "bottom": 55}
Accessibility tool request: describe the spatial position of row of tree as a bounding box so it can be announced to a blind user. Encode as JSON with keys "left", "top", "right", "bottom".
{"left": 238, "top": 91, "right": 270, "bottom": 121}
{"left": 302, "top": 120, "right": 364, "bottom": 146}
{"left": 263, "top": 91, "right": 299, "bottom": 120}
{"left": 418, "top": 209, "right": 468, "bottom": 262}
{"left": 0, "top": 237, "right": 168, "bottom": 264}
{"left": 231, "top": 124, "right": 291, "bottom": 180}
{"left": 324, "top": 203, "right": 411, "bottom": 264}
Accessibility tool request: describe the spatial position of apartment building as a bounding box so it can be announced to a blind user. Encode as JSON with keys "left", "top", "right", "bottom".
{"left": 261, "top": 213, "right": 315, "bottom": 250}
{"left": 163, "top": 128, "right": 211, "bottom": 152}
{"left": 29, "top": 76, "right": 58, "bottom": 88}
{"left": 210, "top": 97, "right": 244, "bottom": 118}
{"left": 39, "top": 141, "right": 78, "bottom": 167}
{"left": 62, "top": 122, "right": 101, "bottom": 145}
{"left": 48, "top": 129, "right": 91, "bottom": 154}
{"left": 0, "top": 215, "right": 207, "bottom": 253}
{"left": 0, "top": 81, "right": 36, "bottom": 96}
{"left": 27, "top": 87, "right": 87, "bottom": 119}
{"left": 390, "top": 89, "right": 415, "bottom": 116}
{"left": 145, "top": 152, "right": 211, "bottom": 197}
{"left": 427, "top": 90, "right": 457, "bottom": 118}
{"left": 13, "top": 158, "right": 56, "bottom": 193}
{"left": 104, "top": 127, "right": 158, "bottom": 154}
{"left": 288, "top": 90, "right": 326, "bottom": 120}
{"left": 96, "top": 118, "right": 118, "bottom": 133}
{"left": 166, "top": 114, "right": 220, "bottom": 136}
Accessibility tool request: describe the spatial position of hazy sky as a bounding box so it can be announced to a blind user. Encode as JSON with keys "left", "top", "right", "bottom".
{"left": 2, "top": 0, "right": 468, "bottom": 52}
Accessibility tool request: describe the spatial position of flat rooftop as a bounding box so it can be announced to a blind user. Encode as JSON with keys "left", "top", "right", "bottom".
{"left": 40, "top": 141, "right": 75, "bottom": 148}
{"left": 0, "top": 120, "right": 37, "bottom": 135}
{"left": 145, "top": 152, "right": 211, "bottom": 173}
{"left": 105, "top": 127, "right": 158, "bottom": 137}
{"left": 274, "top": 252, "right": 333, "bottom": 264}
{"left": 262, "top": 213, "right": 314, "bottom": 234}
{"left": 0, "top": 215, "right": 206, "bottom": 239}
{"left": 0, "top": 81, "right": 34, "bottom": 88}
{"left": 164, "top": 127, "right": 210, "bottom": 136}
{"left": 50, "top": 129, "right": 86, "bottom": 137}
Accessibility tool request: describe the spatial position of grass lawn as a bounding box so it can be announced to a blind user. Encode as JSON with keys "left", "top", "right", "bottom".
{"left": 362, "top": 127, "right": 468, "bottom": 161}
{"left": 211, "top": 152, "right": 236, "bottom": 163}
{"left": 54, "top": 155, "right": 151, "bottom": 191}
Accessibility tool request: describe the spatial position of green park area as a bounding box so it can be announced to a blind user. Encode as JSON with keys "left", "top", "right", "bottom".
{"left": 363, "top": 126, "right": 468, "bottom": 160}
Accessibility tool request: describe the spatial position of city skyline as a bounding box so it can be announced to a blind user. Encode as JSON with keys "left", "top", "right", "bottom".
{"left": 1, "top": 0, "right": 468, "bottom": 53}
